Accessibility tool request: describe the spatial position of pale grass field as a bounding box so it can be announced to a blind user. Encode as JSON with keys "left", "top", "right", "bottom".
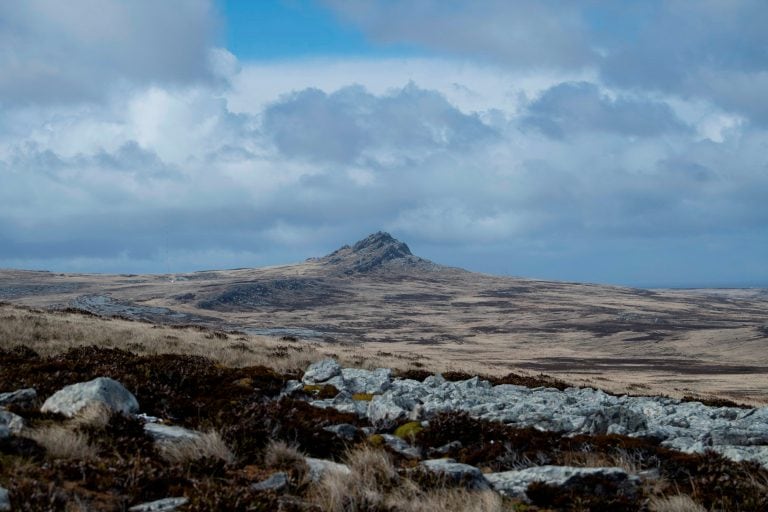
{"left": 2, "top": 303, "right": 766, "bottom": 406}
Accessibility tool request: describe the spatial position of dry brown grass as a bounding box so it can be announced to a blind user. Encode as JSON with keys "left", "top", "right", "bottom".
{"left": 560, "top": 448, "right": 646, "bottom": 474}
{"left": 25, "top": 425, "right": 98, "bottom": 461}
{"left": 310, "top": 446, "right": 503, "bottom": 512}
{"left": 264, "top": 440, "right": 307, "bottom": 472}
{"left": 157, "top": 429, "right": 234, "bottom": 464}
{"left": 649, "top": 494, "right": 707, "bottom": 512}
{"left": 0, "top": 304, "right": 421, "bottom": 374}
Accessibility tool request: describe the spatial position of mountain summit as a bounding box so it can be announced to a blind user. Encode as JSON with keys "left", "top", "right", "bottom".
{"left": 319, "top": 232, "right": 434, "bottom": 273}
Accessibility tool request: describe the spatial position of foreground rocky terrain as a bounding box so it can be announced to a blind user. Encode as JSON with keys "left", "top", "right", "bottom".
{"left": 2, "top": 232, "right": 768, "bottom": 404}
{"left": 1, "top": 345, "right": 767, "bottom": 511}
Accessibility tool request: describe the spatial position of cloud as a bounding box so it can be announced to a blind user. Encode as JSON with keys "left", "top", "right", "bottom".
{"left": 262, "top": 83, "right": 496, "bottom": 164}
{"left": 0, "top": 0, "right": 220, "bottom": 105}
{"left": 323, "top": 1, "right": 768, "bottom": 125}
{"left": 522, "top": 82, "right": 690, "bottom": 138}
{"left": 322, "top": 0, "right": 593, "bottom": 69}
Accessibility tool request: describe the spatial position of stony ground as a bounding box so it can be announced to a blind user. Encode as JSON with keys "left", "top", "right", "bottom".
{"left": 2, "top": 346, "right": 767, "bottom": 511}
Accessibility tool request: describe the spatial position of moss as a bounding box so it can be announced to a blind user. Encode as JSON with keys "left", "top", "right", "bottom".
{"left": 367, "top": 434, "right": 385, "bottom": 447}
{"left": 351, "top": 392, "right": 374, "bottom": 401}
{"left": 393, "top": 421, "right": 423, "bottom": 440}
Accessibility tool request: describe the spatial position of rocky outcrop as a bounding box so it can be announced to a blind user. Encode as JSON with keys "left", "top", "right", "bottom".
{"left": 317, "top": 232, "right": 438, "bottom": 273}
{"left": 294, "top": 363, "right": 768, "bottom": 469}
{"left": 486, "top": 465, "right": 639, "bottom": 502}
{"left": 40, "top": 377, "right": 139, "bottom": 417}
{"left": 302, "top": 359, "right": 342, "bottom": 384}
{"left": 0, "top": 410, "right": 24, "bottom": 435}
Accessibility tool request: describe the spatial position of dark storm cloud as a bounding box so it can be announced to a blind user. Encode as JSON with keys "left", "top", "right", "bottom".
{"left": 263, "top": 84, "right": 496, "bottom": 164}
{"left": 523, "top": 82, "right": 690, "bottom": 138}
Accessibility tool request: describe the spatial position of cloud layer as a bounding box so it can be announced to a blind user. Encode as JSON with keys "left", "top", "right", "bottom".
{"left": 0, "top": 1, "right": 766, "bottom": 286}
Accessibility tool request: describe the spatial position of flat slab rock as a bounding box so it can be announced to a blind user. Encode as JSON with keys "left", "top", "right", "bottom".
{"left": 144, "top": 423, "right": 203, "bottom": 443}
{"left": 486, "top": 465, "right": 639, "bottom": 502}
{"left": 41, "top": 377, "right": 138, "bottom": 418}
{"left": 128, "top": 497, "right": 188, "bottom": 511}
{"left": 421, "top": 459, "right": 490, "bottom": 490}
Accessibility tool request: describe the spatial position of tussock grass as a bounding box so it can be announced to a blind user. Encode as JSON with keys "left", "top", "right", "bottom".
{"left": 157, "top": 429, "right": 234, "bottom": 464}
{"left": 264, "top": 440, "right": 307, "bottom": 472}
{"left": 649, "top": 494, "right": 707, "bottom": 512}
{"left": 25, "top": 425, "right": 98, "bottom": 461}
{"left": 310, "top": 446, "right": 503, "bottom": 512}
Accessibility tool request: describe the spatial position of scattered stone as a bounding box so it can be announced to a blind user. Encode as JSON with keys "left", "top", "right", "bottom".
{"left": 305, "top": 457, "right": 351, "bottom": 482}
{"left": 486, "top": 465, "right": 638, "bottom": 502}
{"left": 0, "top": 388, "right": 37, "bottom": 407}
{"left": 41, "top": 377, "right": 139, "bottom": 418}
{"left": 0, "top": 487, "right": 9, "bottom": 512}
{"left": 0, "top": 410, "right": 25, "bottom": 434}
{"left": 427, "top": 440, "right": 462, "bottom": 457}
{"left": 323, "top": 423, "right": 358, "bottom": 441}
{"left": 302, "top": 359, "right": 341, "bottom": 384}
{"left": 128, "top": 497, "right": 188, "bottom": 511}
{"left": 144, "top": 423, "right": 202, "bottom": 443}
{"left": 380, "top": 434, "right": 421, "bottom": 459}
{"left": 421, "top": 459, "right": 490, "bottom": 490}
{"left": 252, "top": 472, "right": 288, "bottom": 492}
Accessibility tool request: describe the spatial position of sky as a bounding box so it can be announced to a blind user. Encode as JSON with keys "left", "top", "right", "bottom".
{"left": 1, "top": 0, "right": 767, "bottom": 287}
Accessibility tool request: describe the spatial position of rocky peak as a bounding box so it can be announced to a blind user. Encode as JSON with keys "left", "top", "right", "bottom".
{"left": 319, "top": 232, "right": 430, "bottom": 274}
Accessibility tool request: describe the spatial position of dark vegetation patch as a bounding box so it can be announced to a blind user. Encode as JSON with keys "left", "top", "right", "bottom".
{"left": 517, "top": 356, "right": 768, "bottom": 375}
{"left": 198, "top": 278, "right": 352, "bottom": 311}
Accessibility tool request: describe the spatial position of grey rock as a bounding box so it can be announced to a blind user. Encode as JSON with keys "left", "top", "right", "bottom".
{"left": 252, "top": 472, "right": 288, "bottom": 492}
{"left": 367, "top": 394, "right": 410, "bottom": 424}
{"left": 281, "top": 380, "right": 304, "bottom": 397}
{"left": 486, "top": 465, "right": 638, "bottom": 502}
{"left": 421, "top": 459, "right": 490, "bottom": 490}
{"left": 0, "top": 410, "right": 25, "bottom": 434}
{"left": 305, "top": 457, "right": 351, "bottom": 482}
{"left": 302, "top": 359, "right": 341, "bottom": 384}
{"left": 0, "top": 425, "right": 8, "bottom": 440}
{"left": 326, "top": 367, "right": 392, "bottom": 395}
{"left": 144, "top": 423, "right": 202, "bottom": 443}
{"left": 128, "top": 497, "right": 188, "bottom": 511}
{"left": 380, "top": 434, "right": 421, "bottom": 459}
{"left": 0, "top": 388, "right": 37, "bottom": 407}
{"left": 0, "top": 487, "right": 8, "bottom": 512}
{"left": 580, "top": 406, "right": 648, "bottom": 435}
{"left": 428, "top": 440, "right": 462, "bottom": 457}
{"left": 41, "top": 377, "right": 138, "bottom": 418}
{"left": 323, "top": 423, "right": 358, "bottom": 441}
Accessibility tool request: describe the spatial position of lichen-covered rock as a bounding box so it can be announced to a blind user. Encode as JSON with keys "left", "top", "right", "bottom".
{"left": 486, "top": 465, "right": 638, "bottom": 502}
{"left": 128, "top": 497, "right": 188, "bottom": 511}
{"left": 41, "top": 377, "right": 138, "bottom": 417}
{"left": 0, "top": 409, "right": 25, "bottom": 434}
{"left": 302, "top": 359, "right": 341, "bottom": 384}
{"left": 0, "top": 388, "right": 37, "bottom": 407}
{"left": 421, "top": 459, "right": 490, "bottom": 489}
